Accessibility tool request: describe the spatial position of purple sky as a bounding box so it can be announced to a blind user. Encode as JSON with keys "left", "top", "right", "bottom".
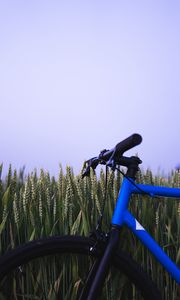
{"left": 1, "top": 1, "right": 180, "bottom": 176}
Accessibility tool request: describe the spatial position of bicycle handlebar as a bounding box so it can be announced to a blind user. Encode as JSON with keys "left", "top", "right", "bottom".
{"left": 82, "top": 133, "right": 142, "bottom": 177}
{"left": 99, "top": 133, "right": 142, "bottom": 161}
{"left": 115, "top": 133, "right": 142, "bottom": 156}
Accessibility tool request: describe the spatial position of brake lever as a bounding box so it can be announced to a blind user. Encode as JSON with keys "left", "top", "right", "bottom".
{"left": 82, "top": 157, "right": 99, "bottom": 178}
{"left": 82, "top": 166, "right": 91, "bottom": 178}
{"left": 98, "top": 149, "right": 108, "bottom": 161}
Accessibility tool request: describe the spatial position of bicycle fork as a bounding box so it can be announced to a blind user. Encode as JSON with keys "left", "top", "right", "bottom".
{"left": 79, "top": 226, "right": 120, "bottom": 300}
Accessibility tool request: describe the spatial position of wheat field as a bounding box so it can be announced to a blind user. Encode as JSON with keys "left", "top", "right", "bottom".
{"left": 0, "top": 163, "right": 179, "bottom": 299}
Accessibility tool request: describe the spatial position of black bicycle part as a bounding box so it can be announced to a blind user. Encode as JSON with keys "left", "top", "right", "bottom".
{"left": 86, "top": 227, "right": 120, "bottom": 300}
{"left": 0, "top": 235, "right": 162, "bottom": 299}
{"left": 95, "top": 164, "right": 109, "bottom": 231}
{"left": 82, "top": 133, "right": 142, "bottom": 178}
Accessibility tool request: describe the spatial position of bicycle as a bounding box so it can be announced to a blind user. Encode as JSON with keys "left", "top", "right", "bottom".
{"left": 0, "top": 133, "right": 179, "bottom": 299}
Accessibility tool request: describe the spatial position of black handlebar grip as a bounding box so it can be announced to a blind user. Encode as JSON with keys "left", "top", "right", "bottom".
{"left": 115, "top": 133, "right": 142, "bottom": 156}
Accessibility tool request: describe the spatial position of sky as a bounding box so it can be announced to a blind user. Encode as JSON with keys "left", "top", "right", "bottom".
{"left": 0, "top": 0, "right": 180, "bottom": 177}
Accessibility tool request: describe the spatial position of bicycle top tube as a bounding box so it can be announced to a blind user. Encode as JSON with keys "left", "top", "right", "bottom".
{"left": 132, "top": 183, "right": 180, "bottom": 198}
{"left": 111, "top": 176, "right": 180, "bottom": 227}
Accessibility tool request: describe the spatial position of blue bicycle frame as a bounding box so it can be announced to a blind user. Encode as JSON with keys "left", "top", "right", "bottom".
{"left": 111, "top": 177, "right": 180, "bottom": 284}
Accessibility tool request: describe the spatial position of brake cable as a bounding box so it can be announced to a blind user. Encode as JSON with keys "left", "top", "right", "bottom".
{"left": 115, "top": 167, "right": 151, "bottom": 196}
{"left": 114, "top": 166, "right": 161, "bottom": 200}
{"left": 96, "top": 165, "right": 108, "bottom": 230}
{"left": 96, "top": 162, "right": 160, "bottom": 231}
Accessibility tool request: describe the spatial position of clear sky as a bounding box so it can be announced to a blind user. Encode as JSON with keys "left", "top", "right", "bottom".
{"left": 1, "top": 0, "right": 180, "bottom": 177}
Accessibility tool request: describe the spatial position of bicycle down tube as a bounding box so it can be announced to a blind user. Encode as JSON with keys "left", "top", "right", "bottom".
{"left": 111, "top": 177, "right": 180, "bottom": 284}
